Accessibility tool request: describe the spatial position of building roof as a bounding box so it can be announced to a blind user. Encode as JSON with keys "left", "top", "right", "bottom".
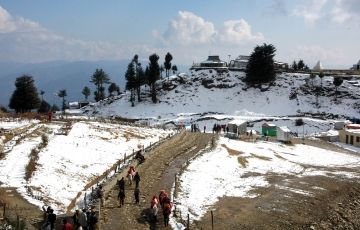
{"left": 207, "top": 55, "right": 221, "bottom": 62}
{"left": 262, "top": 123, "right": 276, "bottom": 127}
{"left": 346, "top": 124, "right": 360, "bottom": 129}
{"left": 278, "top": 126, "right": 291, "bottom": 132}
{"left": 228, "top": 120, "right": 247, "bottom": 125}
{"left": 235, "top": 55, "right": 250, "bottom": 61}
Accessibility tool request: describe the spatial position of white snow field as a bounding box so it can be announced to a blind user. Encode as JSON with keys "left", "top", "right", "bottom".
{"left": 84, "top": 72, "right": 360, "bottom": 121}
{"left": 0, "top": 120, "right": 173, "bottom": 213}
{"left": 172, "top": 137, "right": 360, "bottom": 228}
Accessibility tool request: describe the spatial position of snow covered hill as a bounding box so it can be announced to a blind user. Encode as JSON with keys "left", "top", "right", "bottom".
{"left": 84, "top": 70, "right": 360, "bottom": 123}
{"left": 0, "top": 120, "right": 173, "bottom": 213}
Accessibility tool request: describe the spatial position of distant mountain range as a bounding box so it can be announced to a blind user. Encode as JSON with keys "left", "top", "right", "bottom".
{"left": 0, "top": 60, "right": 188, "bottom": 108}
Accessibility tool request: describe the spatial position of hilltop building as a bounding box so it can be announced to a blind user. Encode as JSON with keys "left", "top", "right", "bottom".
{"left": 191, "top": 55, "right": 227, "bottom": 70}
{"left": 192, "top": 54, "right": 288, "bottom": 71}
{"left": 228, "top": 55, "right": 288, "bottom": 71}
{"left": 229, "top": 55, "right": 249, "bottom": 70}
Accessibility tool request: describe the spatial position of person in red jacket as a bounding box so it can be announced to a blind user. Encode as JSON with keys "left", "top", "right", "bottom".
{"left": 62, "top": 219, "right": 73, "bottom": 230}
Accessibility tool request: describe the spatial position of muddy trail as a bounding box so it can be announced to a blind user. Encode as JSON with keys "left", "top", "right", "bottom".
{"left": 99, "top": 131, "right": 213, "bottom": 230}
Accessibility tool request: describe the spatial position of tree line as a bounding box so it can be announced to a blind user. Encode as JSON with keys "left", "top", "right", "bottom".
{"left": 6, "top": 52, "right": 177, "bottom": 113}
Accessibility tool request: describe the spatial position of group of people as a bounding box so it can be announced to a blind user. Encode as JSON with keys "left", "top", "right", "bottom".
{"left": 150, "top": 190, "right": 173, "bottom": 227}
{"left": 117, "top": 165, "right": 141, "bottom": 207}
{"left": 213, "top": 123, "right": 229, "bottom": 134}
{"left": 190, "top": 123, "right": 200, "bottom": 132}
{"left": 41, "top": 205, "right": 98, "bottom": 230}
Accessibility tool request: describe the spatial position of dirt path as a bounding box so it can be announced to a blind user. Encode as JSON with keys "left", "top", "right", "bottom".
{"left": 100, "top": 131, "right": 213, "bottom": 230}
{"left": 0, "top": 187, "right": 42, "bottom": 230}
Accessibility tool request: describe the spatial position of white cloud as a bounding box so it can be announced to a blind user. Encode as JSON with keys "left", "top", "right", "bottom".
{"left": 0, "top": 5, "right": 128, "bottom": 62}
{"left": 0, "top": 6, "right": 42, "bottom": 33}
{"left": 159, "top": 11, "right": 216, "bottom": 46}
{"left": 156, "top": 11, "right": 264, "bottom": 46}
{"left": 293, "top": 0, "right": 328, "bottom": 26}
{"left": 218, "top": 19, "right": 264, "bottom": 44}
{"left": 331, "top": 0, "right": 360, "bottom": 24}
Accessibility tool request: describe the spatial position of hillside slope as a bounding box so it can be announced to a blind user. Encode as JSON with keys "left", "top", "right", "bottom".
{"left": 84, "top": 70, "right": 360, "bottom": 120}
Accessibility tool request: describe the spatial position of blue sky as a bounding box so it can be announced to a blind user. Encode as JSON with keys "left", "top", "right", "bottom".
{"left": 0, "top": 0, "right": 359, "bottom": 68}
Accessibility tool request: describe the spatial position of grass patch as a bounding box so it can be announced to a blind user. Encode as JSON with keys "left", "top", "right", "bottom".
{"left": 238, "top": 156, "right": 249, "bottom": 168}
{"left": 250, "top": 153, "right": 272, "bottom": 161}
{"left": 221, "top": 144, "right": 244, "bottom": 155}
{"left": 274, "top": 153, "right": 287, "bottom": 160}
{"left": 124, "top": 130, "right": 146, "bottom": 140}
{"left": 25, "top": 148, "right": 40, "bottom": 181}
{"left": 24, "top": 134, "right": 49, "bottom": 181}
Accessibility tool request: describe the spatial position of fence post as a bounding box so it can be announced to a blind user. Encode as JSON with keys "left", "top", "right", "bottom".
{"left": 84, "top": 193, "right": 87, "bottom": 208}
{"left": 16, "top": 215, "right": 20, "bottom": 230}
{"left": 124, "top": 153, "right": 126, "bottom": 165}
{"left": 211, "top": 210, "right": 214, "bottom": 230}
{"left": 98, "top": 202, "right": 101, "bottom": 230}
{"left": 187, "top": 214, "right": 190, "bottom": 229}
{"left": 174, "top": 174, "right": 177, "bottom": 199}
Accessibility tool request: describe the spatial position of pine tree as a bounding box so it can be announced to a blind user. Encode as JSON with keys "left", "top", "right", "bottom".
{"left": 90, "top": 68, "right": 110, "bottom": 102}
{"left": 245, "top": 43, "right": 276, "bottom": 84}
{"left": 82, "top": 86, "right": 91, "bottom": 101}
{"left": 333, "top": 77, "right": 343, "bottom": 101}
{"left": 9, "top": 75, "right": 41, "bottom": 113}
{"left": 148, "top": 53, "right": 160, "bottom": 103}
{"left": 297, "top": 60, "right": 305, "bottom": 70}
{"left": 172, "top": 65, "right": 178, "bottom": 74}
{"left": 38, "top": 100, "right": 51, "bottom": 113}
{"left": 125, "top": 59, "right": 136, "bottom": 106}
{"left": 164, "top": 52, "right": 173, "bottom": 80}
{"left": 132, "top": 55, "right": 144, "bottom": 102}
{"left": 292, "top": 61, "right": 298, "bottom": 70}
{"left": 108, "top": 82, "right": 119, "bottom": 96}
{"left": 57, "top": 89, "right": 67, "bottom": 112}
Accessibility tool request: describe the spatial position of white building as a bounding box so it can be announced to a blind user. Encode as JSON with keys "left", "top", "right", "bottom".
{"left": 228, "top": 120, "right": 247, "bottom": 135}
{"left": 229, "top": 55, "right": 250, "bottom": 70}
{"left": 191, "top": 55, "right": 227, "bottom": 70}
{"left": 277, "top": 126, "right": 291, "bottom": 142}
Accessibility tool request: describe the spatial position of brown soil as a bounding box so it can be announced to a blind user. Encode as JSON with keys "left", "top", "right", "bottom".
{"left": 192, "top": 170, "right": 360, "bottom": 230}
{"left": 0, "top": 187, "right": 42, "bottom": 230}
{"left": 99, "top": 131, "right": 213, "bottom": 230}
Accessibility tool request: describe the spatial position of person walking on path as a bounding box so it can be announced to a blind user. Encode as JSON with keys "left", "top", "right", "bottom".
{"left": 48, "top": 209, "right": 56, "bottom": 230}
{"left": 134, "top": 172, "right": 141, "bottom": 188}
{"left": 62, "top": 219, "right": 73, "bottom": 230}
{"left": 89, "top": 206, "right": 98, "bottom": 230}
{"left": 134, "top": 187, "right": 140, "bottom": 204}
{"left": 118, "top": 189, "right": 126, "bottom": 207}
{"left": 118, "top": 177, "right": 125, "bottom": 191}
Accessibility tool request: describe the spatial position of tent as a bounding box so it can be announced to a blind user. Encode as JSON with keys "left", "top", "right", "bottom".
{"left": 313, "top": 61, "right": 323, "bottom": 71}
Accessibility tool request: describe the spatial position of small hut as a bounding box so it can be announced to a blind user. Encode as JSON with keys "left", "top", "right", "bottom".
{"left": 228, "top": 120, "right": 247, "bottom": 136}
{"left": 277, "top": 126, "right": 291, "bottom": 142}
{"left": 262, "top": 123, "right": 277, "bottom": 136}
